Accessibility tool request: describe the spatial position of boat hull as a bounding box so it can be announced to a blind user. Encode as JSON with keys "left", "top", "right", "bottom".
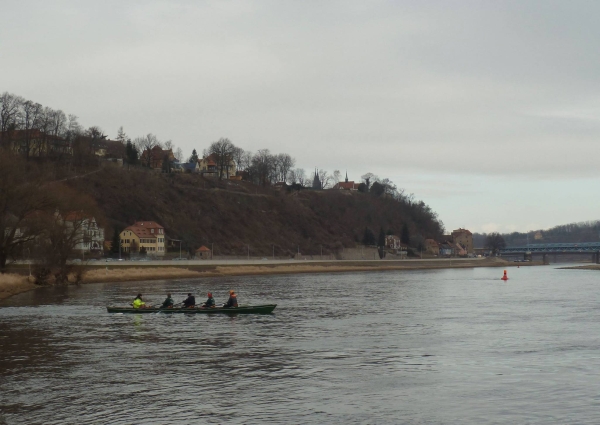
{"left": 106, "top": 304, "right": 277, "bottom": 314}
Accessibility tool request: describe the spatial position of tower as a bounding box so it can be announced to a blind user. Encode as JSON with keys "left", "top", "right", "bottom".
{"left": 312, "top": 168, "right": 322, "bottom": 190}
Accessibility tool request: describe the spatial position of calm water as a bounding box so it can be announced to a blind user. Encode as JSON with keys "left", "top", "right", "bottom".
{"left": 1, "top": 266, "right": 600, "bottom": 424}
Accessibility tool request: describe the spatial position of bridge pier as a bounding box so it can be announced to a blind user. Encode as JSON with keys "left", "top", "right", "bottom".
{"left": 542, "top": 253, "right": 549, "bottom": 265}
{"left": 596, "top": 251, "right": 600, "bottom": 264}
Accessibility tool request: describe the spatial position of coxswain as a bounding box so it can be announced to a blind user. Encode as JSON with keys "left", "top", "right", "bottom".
{"left": 131, "top": 294, "right": 146, "bottom": 309}
{"left": 182, "top": 293, "right": 196, "bottom": 308}
{"left": 201, "top": 292, "right": 215, "bottom": 308}
{"left": 161, "top": 293, "right": 174, "bottom": 309}
{"left": 223, "top": 290, "right": 238, "bottom": 308}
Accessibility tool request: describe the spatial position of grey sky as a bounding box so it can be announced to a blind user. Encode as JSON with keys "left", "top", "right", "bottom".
{"left": 3, "top": 1, "right": 600, "bottom": 233}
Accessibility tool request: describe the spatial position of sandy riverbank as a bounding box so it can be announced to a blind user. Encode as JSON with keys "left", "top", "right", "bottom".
{"left": 0, "top": 274, "right": 38, "bottom": 301}
{"left": 0, "top": 257, "right": 536, "bottom": 301}
{"left": 556, "top": 264, "right": 600, "bottom": 270}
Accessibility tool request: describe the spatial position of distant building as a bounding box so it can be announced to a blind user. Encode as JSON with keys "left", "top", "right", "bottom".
{"left": 120, "top": 221, "right": 166, "bottom": 256}
{"left": 195, "top": 245, "right": 212, "bottom": 259}
{"left": 332, "top": 172, "right": 359, "bottom": 190}
{"left": 451, "top": 228, "right": 473, "bottom": 254}
{"left": 198, "top": 154, "right": 237, "bottom": 178}
{"left": 140, "top": 146, "right": 175, "bottom": 169}
{"left": 312, "top": 169, "right": 322, "bottom": 190}
{"left": 424, "top": 239, "right": 439, "bottom": 256}
{"left": 385, "top": 235, "right": 402, "bottom": 250}
{"left": 63, "top": 212, "right": 105, "bottom": 255}
{"left": 439, "top": 242, "right": 455, "bottom": 257}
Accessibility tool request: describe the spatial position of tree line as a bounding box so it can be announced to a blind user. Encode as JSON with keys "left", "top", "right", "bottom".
{"left": 0, "top": 149, "right": 101, "bottom": 282}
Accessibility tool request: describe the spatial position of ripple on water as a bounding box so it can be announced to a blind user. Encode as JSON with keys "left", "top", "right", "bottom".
{"left": 2, "top": 267, "right": 600, "bottom": 424}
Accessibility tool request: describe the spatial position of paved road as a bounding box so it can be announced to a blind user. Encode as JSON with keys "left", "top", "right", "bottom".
{"left": 78, "top": 257, "right": 488, "bottom": 267}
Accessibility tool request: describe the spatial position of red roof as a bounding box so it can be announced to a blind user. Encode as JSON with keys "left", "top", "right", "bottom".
{"left": 334, "top": 181, "right": 359, "bottom": 190}
{"left": 452, "top": 228, "right": 472, "bottom": 235}
{"left": 196, "top": 245, "right": 211, "bottom": 252}
{"left": 124, "top": 221, "right": 164, "bottom": 238}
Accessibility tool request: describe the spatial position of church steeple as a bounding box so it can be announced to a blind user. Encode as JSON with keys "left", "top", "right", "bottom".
{"left": 312, "top": 168, "right": 322, "bottom": 190}
{"left": 345, "top": 170, "right": 348, "bottom": 183}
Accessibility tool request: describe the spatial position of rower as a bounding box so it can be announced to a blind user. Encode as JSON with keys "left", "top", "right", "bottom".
{"left": 201, "top": 292, "right": 215, "bottom": 308}
{"left": 182, "top": 293, "right": 196, "bottom": 308}
{"left": 161, "top": 293, "right": 174, "bottom": 309}
{"left": 131, "top": 294, "right": 146, "bottom": 309}
{"left": 222, "top": 290, "right": 238, "bottom": 308}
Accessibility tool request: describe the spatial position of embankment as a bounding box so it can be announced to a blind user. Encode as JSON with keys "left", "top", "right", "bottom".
{"left": 0, "top": 257, "right": 539, "bottom": 301}
{"left": 557, "top": 264, "right": 600, "bottom": 271}
{"left": 0, "top": 274, "right": 37, "bottom": 301}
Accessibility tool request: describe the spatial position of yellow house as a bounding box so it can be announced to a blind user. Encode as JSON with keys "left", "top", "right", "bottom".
{"left": 197, "top": 154, "right": 237, "bottom": 179}
{"left": 120, "top": 221, "right": 166, "bottom": 256}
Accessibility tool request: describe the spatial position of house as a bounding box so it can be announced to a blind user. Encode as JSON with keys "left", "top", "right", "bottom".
{"left": 171, "top": 161, "right": 199, "bottom": 173}
{"left": 195, "top": 245, "right": 212, "bottom": 259}
{"left": 385, "top": 235, "right": 408, "bottom": 256}
{"left": 119, "top": 221, "right": 166, "bottom": 256}
{"left": 198, "top": 154, "right": 237, "bottom": 178}
{"left": 332, "top": 172, "right": 359, "bottom": 190}
{"left": 64, "top": 212, "right": 105, "bottom": 254}
{"left": 424, "top": 239, "right": 439, "bottom": 256}
{"left": 140, "top": 146, "right": 176, "bottom": 169}
{"left": 451, "top": 228, "right": 473, "bottom": 254}
{"left": 454, "top": 243, "right": 467, "bottom": 257}
{"left": 439, "top": 242, "right": 455, "bottom": 257}
{"left": 95, "top": 140, "right": 125, "bottom": 159}
{"left": 385, "top": 235, "right": 402, "bottom": 250}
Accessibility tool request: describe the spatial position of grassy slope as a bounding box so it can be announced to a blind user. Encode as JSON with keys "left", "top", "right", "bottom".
{"left": 66, "top": 166, "right": 443, "bottom": 257}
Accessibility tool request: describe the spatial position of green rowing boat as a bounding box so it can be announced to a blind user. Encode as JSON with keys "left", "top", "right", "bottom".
{"left": 106, "top": 304, "right": 277, "bottom": 314}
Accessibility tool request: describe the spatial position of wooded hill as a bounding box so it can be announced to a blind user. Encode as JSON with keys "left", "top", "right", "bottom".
{"left": 65, "top": 165, "right": 444, "bottom": 257}
{"left": 473, "top": 221, "right": 600, "bottom": 248}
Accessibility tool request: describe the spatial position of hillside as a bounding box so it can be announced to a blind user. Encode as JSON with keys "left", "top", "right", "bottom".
{"left": 65, "top": 165, "right": 444, "bottom": 257}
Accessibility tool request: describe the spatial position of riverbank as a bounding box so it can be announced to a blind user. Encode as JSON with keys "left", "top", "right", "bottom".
{"left": 0, "top": 274, "right": 37, "bottom": 301}
{"left": 556, "top": 264, "right": 600, "bottom": 270}
{"left": 0, "top": 257, "right": 539, "bottom": 301}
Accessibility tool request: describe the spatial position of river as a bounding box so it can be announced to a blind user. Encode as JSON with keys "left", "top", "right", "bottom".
{"left": 1, "top": 265, "right": 599, "bottom": 424}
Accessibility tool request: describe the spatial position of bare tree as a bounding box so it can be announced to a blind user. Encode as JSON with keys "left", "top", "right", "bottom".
{"left": 333, "top": 170, "right": 342, "bottom": 185}
{"left": 318, "top": 169, "right": 333, "bottom": 189}
{"left": 485, "top": 233, "right": 506, "bottom": 255}
{"left": 232, "top": 146, "right": 245, "bottom": 172}
{"left": 116, "top": 126, "right": 127, "bottom": 144}
{"left": 239, "top": 150, "right": 252, "bottom": 172}
{"left": 249, "top": 149, "right": 275, "bottom": 186}
{"left": 19, "top": 100, "right": 43, "bottom": 159}
{"left": 361, "top": 172, "right": 379, "bottom": 191}
{"left": 208, "top": 138, "right": 236, "bottom": 180}
{"left": 0, "top": 92, "right": 23, "bottom": 150}
{"left": 276, "top": 153, "right": 295, "bottom": 183}
{"left": 175, "top": 147, "right": 183, "bottom": 162}
{"left": 0, "top": 92, "right": 22, "bottom": 133}
{"left": 135, "top": 133, "right": 160, "bottom": 167}
{"left": 0, "top": 151, "right": 55, "bottom": 271}
{"left": 34, "top": 186, "right": 100, "bottom": 283}
{"left": 164, "top": 140, "right": 173, "bottom": 150}
{"left": 288, "top": 168, "right": 307, "bottom": 186}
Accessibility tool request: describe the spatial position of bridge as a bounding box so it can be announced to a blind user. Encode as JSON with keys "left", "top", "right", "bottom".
{"left": 500, "top": 242, "right": 600, "bottom": 263}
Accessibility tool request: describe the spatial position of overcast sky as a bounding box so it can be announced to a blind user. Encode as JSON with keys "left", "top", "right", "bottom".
{"left": 3, "top": 0, "right": 600, "bottom": 234}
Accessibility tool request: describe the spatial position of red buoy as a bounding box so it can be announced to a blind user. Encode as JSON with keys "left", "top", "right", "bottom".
{"left": 501, "top": 270, "right": 508, "bottom": 281}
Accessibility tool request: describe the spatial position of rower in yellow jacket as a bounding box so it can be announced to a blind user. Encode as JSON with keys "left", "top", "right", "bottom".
{"left": 131, "top": 294, "right": 146, "bottom": 308}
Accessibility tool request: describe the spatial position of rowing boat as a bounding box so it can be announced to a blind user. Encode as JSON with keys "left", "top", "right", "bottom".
{"left": 106, "top": 304, "right": 277, "bottom": 314}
